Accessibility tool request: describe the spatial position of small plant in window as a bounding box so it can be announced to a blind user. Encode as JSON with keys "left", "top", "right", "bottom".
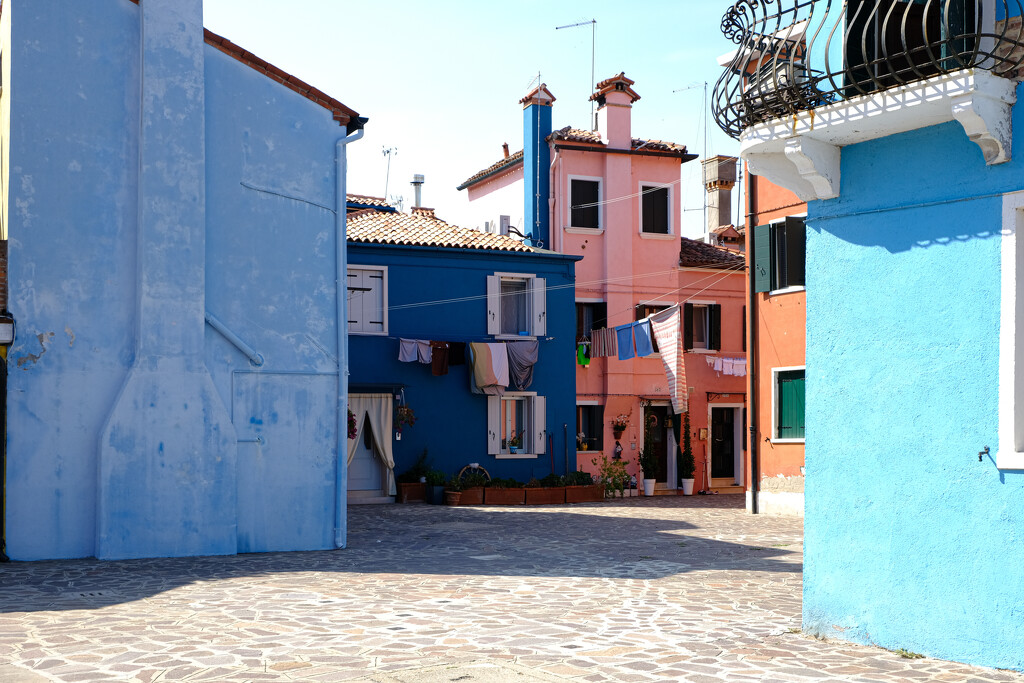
{"left": 396, "top": 405, "right": 416, "bottom": 434}
{"left": 507, "top": 430, "right": 524, "bottom": 452}
{"left": 577, "top": 431, "right": 588, "bottom": 450}
{"left": 347, "top": 409, "right": 358, "bottom": 440}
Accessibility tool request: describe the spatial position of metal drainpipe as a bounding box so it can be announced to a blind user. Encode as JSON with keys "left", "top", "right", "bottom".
{"left": 335, "top": 126, "right": 365, "bottom": 550}
{"left": 748, "top": 171, "right": 760, "bottom": 515}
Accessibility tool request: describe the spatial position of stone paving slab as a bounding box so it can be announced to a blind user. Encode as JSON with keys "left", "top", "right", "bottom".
{"left": 0, "top": 496, "right": 1020, "bottom": 682}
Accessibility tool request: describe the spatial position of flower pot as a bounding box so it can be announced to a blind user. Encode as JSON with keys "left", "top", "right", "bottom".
{"left": 397, "top": 482, "right": 426, "bottom": 503}
{"left": 613, "top": 429, "right": 624, "bottom": 440}
{"left": 680, "top": 478, "right": 695, "bottom": 496}
{"left": 509, "top": 446, "right": 518, "bottom": 454}
{"left": 459, "top": 486, "right": 484, "bottom": 505}
{"left": 428, "top": 485, "right": 447, "bottom": 504}
{"left": 444, "top": 490, "right": 462, "bottom": 506}
{"left": 642, "top": 478, "right": 656, "bottom": 496}
{"left": 565, "top": 484, "right": 604, "bottom": 503}
{"left": 484, "top": 487, "right": 525, "bottom": 505}
{"left": 525, "top": 486, "right": 565, "bottom": 505}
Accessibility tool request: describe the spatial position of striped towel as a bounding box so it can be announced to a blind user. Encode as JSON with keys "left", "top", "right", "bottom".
{"left": 649, "top": 305, "right": 687, "bottom": 414}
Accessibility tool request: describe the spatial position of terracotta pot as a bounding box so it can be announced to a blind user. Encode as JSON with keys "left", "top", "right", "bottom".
{"left": 525, "top": 487, "right": 566, "bottom": 505}
{"left": 459, "top": 486, "right": 484, "bottom": 505}
{"left": 565, "top": 484, "right": 604, "bottom": 503}
{"left": 397, "top": 482, "right": 426, "bottom": 503}
{"left": 444, "top": 490, "right": 462, "bottom": 506}
{"left": 613, "top": 430, "right": 624, "bottom": 440}
{"left": 484, "top": 487, "right": 525, "bottom": 505}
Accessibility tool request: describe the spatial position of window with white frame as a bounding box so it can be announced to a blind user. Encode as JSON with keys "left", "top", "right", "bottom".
{"left": 347, "top": 266, "right": 387, "bottom": 335}
{"left": 487, "top": 272, "right": 546, "bottom": 338}
{"left": 570, "top": 178, "right": 601, "bottom": 229}
{"left": 487, "top": 392, "right": 546, "bottom": 458}
{"left": 684, "top": 302, "right": 721, "bottom": 351}
{"left": 641, "top": 184, "right": 671, "bottom": 234}
{"left": 754, "top": 217, "right": 805, "bottom": 293}
{"left": 998, "top": 193, "right": 1024, "bottom": 470}
{"left": 773, "top": 367, "right": 805, "bottom": 441}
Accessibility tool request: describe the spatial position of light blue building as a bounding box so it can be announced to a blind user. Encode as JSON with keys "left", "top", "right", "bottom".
{"left": 345, "top": 199, "right": 580, "bottom": 495}
{"left": 714, "top": 0, "right": 1024, "bottom": 671}
{"left": 1, "top": 0, "right": 366, "bottom": 560}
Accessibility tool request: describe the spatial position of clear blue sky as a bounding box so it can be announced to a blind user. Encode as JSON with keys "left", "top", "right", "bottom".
{"left": 202, "top": 0, "right": 742, "bottom": 238}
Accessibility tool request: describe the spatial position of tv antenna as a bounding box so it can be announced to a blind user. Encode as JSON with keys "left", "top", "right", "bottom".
{"left": 556, "top": 19, "right": 597, "bottom": 129}
{"left": 382, "top": 146, "right": 398, "bottom": 199}
{"left": 674, "top": 82, "right": 711, "bottom": 241}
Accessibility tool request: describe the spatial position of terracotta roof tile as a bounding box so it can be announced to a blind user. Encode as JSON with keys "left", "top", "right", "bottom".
{"left": 679, "top": 237, "right": 746, "bottom": 269}
{"left": 549, "top": 127, "right": 603, "bottom": 144}
{"left": 348, "top": 208, "right": 536, "bottom": 253}
{"left": 456, "top": 149, "right": 524, "bottom": 191}
{"left": 632, "top": 137, "right": 689, "bottom": 153}
{"left": 347, "top": 194, "right": 394, "bottom": 210}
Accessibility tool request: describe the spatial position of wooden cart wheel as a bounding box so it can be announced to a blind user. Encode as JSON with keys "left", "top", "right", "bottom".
{"left": 457, "top": 464, "right": 491, "bottom": 483}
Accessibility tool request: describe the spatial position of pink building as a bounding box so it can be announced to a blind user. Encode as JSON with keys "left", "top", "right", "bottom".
{"left": 459, "top": 75, "right": 747, "bottom": 494}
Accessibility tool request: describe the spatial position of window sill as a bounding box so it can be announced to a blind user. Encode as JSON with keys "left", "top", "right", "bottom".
{"left": 495, "top": 452, "right": 539, "bottom": 460}
{"left": 350, "top": 330, "right": 389, "bottom": 336}
{"left": 494, "top": 334, "right": 537, "bottom": 342}
{"left": 770, "top": 438, "right": 805, "bottom": 445}
{"left": 565, "top": 226, "right": 604, "bottom": 235}
{"left": 768, "top": 286, "right": 806, "bottom": 296}
{"left": 639, "top": 232, "right": 675, "bottom": 240}
{"left": 996, "top": 450, "right": 1024, "bottom": 470}
{"left": 688, "top": 348, "right": 715, "bottom": 354}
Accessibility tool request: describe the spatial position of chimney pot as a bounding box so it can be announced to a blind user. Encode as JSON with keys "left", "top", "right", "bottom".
{"left": 502, "top": 143, "right": 510, "bottom": 159}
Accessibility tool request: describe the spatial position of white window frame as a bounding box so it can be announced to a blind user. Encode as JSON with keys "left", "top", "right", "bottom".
{"left": 771, "top": 365, "right": 806, "bottom": 444}
{"left": 638, "top": 181, "right": 674, "bottom": 239}
{"left": 997, "top": 191, "right": 1024, "bottom": 469}
{"left": 768, "top": 212, "right": 808, "bottom": 296}
{"left": 488, "top": 392, "right": 546, "bottom": 459}
{"left": 566, "top": 175, "right": 603, "bottom": 232}
{"left": 347, "top": 265, "right": 388, "bottom": 336}
{"left": 487, "top": 271, "right": 546, "bottom": 340}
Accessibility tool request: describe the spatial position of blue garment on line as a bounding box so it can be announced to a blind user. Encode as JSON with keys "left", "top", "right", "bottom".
{"left": 615, "top": 324, "right": 635, "bottom": 361}
{"left": 633, "top": 320, "right": 654, "bottom": 357}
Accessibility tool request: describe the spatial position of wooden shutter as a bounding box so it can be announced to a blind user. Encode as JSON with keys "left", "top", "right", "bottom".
{"left": 785, "top": 216, "right": 806, "bottom": 288}
{"left": 753, "top": 224, "right": 772, "bottom": 293}
{"left": 533, "top": 396, "right": 546, "bottom": 454}
{"left": 777, "top": 370, "right": 806, "bottom": 439}
{"left": 487, "top": 395, "right": 500, "bottom": 454}
{"left": 683, "top": 303, "right": 694, "bottom": 350}
{"left": 486, "top": 275, "right": 500, "bottom": 335}
{"left": 709, "top": 304, "right": 722, "bottom": 351}
{"left": 531, "top": 277, "right": 546, "bottom": 336}
{"left": 346, "top": 270, "right": 362, "bottom": 331}
{"left": 742, "top": 305, "right": 746, "bottom": 352}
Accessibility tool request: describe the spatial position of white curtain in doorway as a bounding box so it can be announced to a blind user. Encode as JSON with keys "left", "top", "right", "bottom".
{"left": 348, "top": 393, "right": 396, "bottom": 496}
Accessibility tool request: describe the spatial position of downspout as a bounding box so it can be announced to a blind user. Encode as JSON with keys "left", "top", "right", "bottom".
{"left": 335, "top": 126, "right": 365, "bottom": 549}
{"left": 549, "top": 144, "right": 560, "bottom": 253}
{"left": 748, "top": 170, "right": 760, "bottom": 515}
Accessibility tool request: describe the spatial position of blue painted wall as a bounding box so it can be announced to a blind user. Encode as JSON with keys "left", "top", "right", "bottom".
{"left": 3, "top": 0, "right": 353, "bottom": 559}
{"left": 804, "top": 96, "right": 1024, "bottom": 669}
{"left": 348, "top": 244, "right": 578, "bottom": 482}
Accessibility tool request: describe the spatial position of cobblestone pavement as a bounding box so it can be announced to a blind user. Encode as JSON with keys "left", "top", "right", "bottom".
{"left": 1, "top": 496, "right": 1021, "bottom": 682}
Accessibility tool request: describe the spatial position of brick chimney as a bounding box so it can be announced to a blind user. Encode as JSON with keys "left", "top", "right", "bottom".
{"left": 702, "top": 155, "right": 738, "bottom": 241}
{"left": 592, "top": 73, "right": 640, "bottom": 149}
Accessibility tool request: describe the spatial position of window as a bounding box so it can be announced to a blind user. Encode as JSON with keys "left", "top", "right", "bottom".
{"left": 576, "top": 301, "right": 607, "bottom": 340}
{"left": 754, "top": 217, "right": 805, "bottom": 293}
{"left": 487, "top": 273, "right": 546, "bottom": 338}
{"left": 636, "top": 303, "right": 670, "bottom": 352}
{"left": 641, "top": 185, "right": 670, "bottom": 234}
{"left": 487, "top": 393, "right": 546, "bottom": 458}
{"left": 570, "top": 179, "right": 601, "bottom": 229}
{"left": 684, "top": 302, "right": 721, "bottom": 351}
{"left": 576, "top": 404, "right": 604, "bottom": 452}
{"left": 774, "top": 367, "right": 805, "bottom": 441}
{"left": 347, "top": 266, "right": 387, "bottom": 335}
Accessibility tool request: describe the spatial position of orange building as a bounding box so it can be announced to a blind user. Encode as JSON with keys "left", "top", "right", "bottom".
{"left": 746, "top": 171, "right": 806, "bottom": 515}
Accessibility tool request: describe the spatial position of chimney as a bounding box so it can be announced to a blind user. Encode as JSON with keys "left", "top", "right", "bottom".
{"left": 702, "top": 155, "right": 738, "bottom": 241}
{"left": 592, "top": 73, "right": 640, "bottom": 149}
{"left": 410, "top": 174, "right": 425, "bottom": 208}
{"left": 502, "top": 143, "right": 510, "bottom": 159}
{"left": 520, "top": 84, "right": 555, "bottom": 248}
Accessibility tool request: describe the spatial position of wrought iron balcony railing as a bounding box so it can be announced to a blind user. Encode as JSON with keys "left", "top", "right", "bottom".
{"left": 713, "top": 0, "right": 1024, "bottom": 139}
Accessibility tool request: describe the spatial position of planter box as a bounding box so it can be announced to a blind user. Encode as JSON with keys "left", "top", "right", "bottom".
{"left": 444, "top": 490, "right": 462, "bottom": 506}
{"left": 565, "top": 484, "right": 604, "bottom": 503}
{"left": 459, "top": 487, "right": 484, "bottom": 505}
{"left": 397, "top": 482, "right": 426, "bottom": 503}
{"left": 484, "top": 487, "right": 526, "bottom": 505}
{"left": 525, "top": 487, "right": 565, "bottom": 505}
{"left": 426, "top": 485, "right": 446, "bottom": 504}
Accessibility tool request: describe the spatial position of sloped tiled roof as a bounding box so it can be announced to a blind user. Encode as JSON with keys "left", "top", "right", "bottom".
{"left": 456, "top": 149, "right": 524, "bottom": 191}
{"left": 679, "top": 237, "right": 746, "bottom": 269}
{"left": 347, "top": 194, "right": 396, "bottom": 211}
{"left": 348, "top": 207, "right": 536, "bottom": 253}
{"left": 548, "top": 127, "right": 691, "bottom": 154}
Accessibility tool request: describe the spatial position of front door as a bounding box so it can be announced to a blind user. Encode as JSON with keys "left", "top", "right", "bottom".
{"left": 348, "top": 415, "right": 385, "bottom": 492}
{"left": 644, "top": 405, "right": 669, "bottom": 483}
{"left": 711, "top": 407, "right": 735, "bottom": 480}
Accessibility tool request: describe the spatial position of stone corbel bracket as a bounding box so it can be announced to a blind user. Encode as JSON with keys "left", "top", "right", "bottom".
{"left": 739, "top": 69, "right": 1017, "bottom": 202}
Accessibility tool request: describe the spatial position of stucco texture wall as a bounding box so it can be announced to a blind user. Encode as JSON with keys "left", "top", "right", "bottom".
{"left": 804, "top": 115, "right": 1024, "bottom": 670}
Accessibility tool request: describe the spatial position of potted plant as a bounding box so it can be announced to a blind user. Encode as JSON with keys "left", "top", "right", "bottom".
{"left": 347, "top": 408, "right": 358, "bottom": 440}
{"left": 484, "top": 477, "right": 526, "bottom": 505}
{"left": 425, "top": 469, "right": 447, "bottom": 504}
{"left": 592, "top": 454, "right": 630, "bottom": 498}
{"left": 396, "top": 405, "right": 417, "bottom": 435}
{"left": 576, "top": 431, "right": 589, "bottom": 451}
{"left": 525, "top": 474, "right": 566, "bottom": 505}
{"left": 459, "top": 471, "right": 488, "bottom": 505}
{"left": 611, "top": 409, "right": 631, "bottom": 440}
{"left": 564, "top": 470, "right": 604, "bottom": 503}
{"left": 444, "top": 476, "right": 462, "bottom": 506}
{"left": 679, "top": 411, "right": 696, "bottom": 495}
{"left": 506, "top": 431, "right": 524, "bottom": 454}
{"left": 638, "top": 414, "right": 659, "bottom": 496}
{"left": 396, "top": 449, "right": 429, "bottom": 503}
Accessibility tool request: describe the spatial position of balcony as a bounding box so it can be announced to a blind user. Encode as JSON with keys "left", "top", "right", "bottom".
{"left": 713, "top": 0, "right": 1024, "bottom": 200}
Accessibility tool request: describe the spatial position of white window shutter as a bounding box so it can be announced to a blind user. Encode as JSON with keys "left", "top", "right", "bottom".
{"left": 347, "top": 270, "right": 363, "bottom": 332}
{"left": 486, "top": 275, "right": 500, "bottom": 336}
{"left": 487, "top": 395, "right": 500, "bottom": 455}
{"left": 531, "top": 277, "right": 546, "bottom": 336}
{"left": 533, "top": 395, "right": 546, "bottom": 454}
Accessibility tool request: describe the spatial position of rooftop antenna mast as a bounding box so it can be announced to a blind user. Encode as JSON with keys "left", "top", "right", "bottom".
{"left": 674, "top": 81, "right": 710, "bottom": 240}
{"left": 555, "top": 19, "right": 597, "bottom": 129}
{"left": 382, "top": 146, "right": 398, "bottom": 200}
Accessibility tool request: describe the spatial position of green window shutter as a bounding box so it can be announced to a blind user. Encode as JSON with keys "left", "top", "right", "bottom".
{"left": 777, "top": 370, "right": 805, "bottom": 439}
{"left": 785, "top": 217, "right": 806, "bottom": 288}
{"left": 753, "top": 224, "right": 772, "bottom": 293}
